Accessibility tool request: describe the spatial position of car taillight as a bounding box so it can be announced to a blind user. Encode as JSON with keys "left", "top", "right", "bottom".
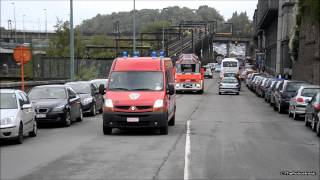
{"left": 314, "top": 103, "right": 320, "bottom": 111}
{"left": 297, "top": 97, "right": 304, "bottom": 103}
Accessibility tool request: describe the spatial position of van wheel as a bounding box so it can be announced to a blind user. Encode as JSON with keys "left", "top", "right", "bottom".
{"left": 90, "top": 103, "right": 96, "bottom": 116}
{"left": 77, "top": 108, "right": 83, "bottom": 122}
{"left": 103, "top": 127, "right": 112, "bottom": 135}
{"left": 160, "top": 125, "right": 168, "bottom": 135}
{"left": 64, "top": 112, "right": 71, "bottom": 127}
{"left": 169, "top": 111, "right": 176, "bottom": 126}
{"left": 16, "top": 123, "right": 24, "bottom": 144}
{"left": 305, "top": 115, "right": 311, "bottom": 127}
{"left": 29, "top": 121, "right": 37, "bottom": 137}
{"left": 198, "top": 89, "right": 204, "bottom": 94}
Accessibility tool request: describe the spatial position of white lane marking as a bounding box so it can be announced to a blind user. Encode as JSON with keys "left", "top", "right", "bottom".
{"left": 184, "top": 120, "right": 191, "bottom": 180}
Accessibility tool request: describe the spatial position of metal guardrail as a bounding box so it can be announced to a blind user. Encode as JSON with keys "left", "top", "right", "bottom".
{"left": 0, "top": 80, "right": 70, "bottom": 92}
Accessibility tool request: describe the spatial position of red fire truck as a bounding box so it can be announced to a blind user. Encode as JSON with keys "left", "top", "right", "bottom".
{"left": 175, "top": 54, "right": 205, "bottom": 94}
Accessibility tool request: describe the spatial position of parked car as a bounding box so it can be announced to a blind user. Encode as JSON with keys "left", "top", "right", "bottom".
{"left": 264, "top": 79, "right": 279, "bottom": 103}
{"left": 90, "top": 79, "right": 108, "bottom": 89}
{"left": 270, "top": 80, "right": 284, "bottom": 106}
{"left": 0, "top": 89, "right": 37, "bottom": 144}
{"left": 255, "top": 77, "right": 268, "bottom": 97}
{"left": 305, "top": 92, "right": 320, "bottom": 136}
{"left": 28, "top": 85, "right": 82, "bottom": 127}
{"left": 219, "top": 77, "right": 240, "bottom": 95}
{"left": 66, "top": 81, "right": 104, "bottom": 116}
{"left": 273, "top": 80, "right": 308, "bottom": 113}
{"left": 214, "top": 64, "right": 221, "bottom": 72}
{"left": 289, "top": 85, "right": 320, "bottom": 120}
{"left": 204, "top": 68, "right": 213, "bottom": 79}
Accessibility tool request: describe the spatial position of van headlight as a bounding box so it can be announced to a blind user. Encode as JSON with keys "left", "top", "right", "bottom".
{"left": 82, "top": 97, "right": 93, "bottom": 105}
{"left": 175, "top": 83, "right": 180, "bottom": 88}
{"left": 52, "top": 104, "right": 65, "bottom": 112}
{"left": 196, "top": 83, "right": 201, "bottom": 88}
{"left": 153, "top": 99, "right": 164, "bottom": 112}
{"left": 104, "top": 99, "right": 113, "bottom": 108}
{"left": 0, "top": 116, "right": 15, "bottom": 126}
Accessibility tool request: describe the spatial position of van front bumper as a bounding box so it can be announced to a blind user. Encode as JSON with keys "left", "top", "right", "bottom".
{"left": 103, "top": 112, "right": 167, "bottom": 129}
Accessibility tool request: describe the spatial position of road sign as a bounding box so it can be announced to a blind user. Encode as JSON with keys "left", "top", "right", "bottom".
{"left": 13, "top": 45, "right": 31, "bottom": 91}
{"left": 13, "top": 46, "right": 32, "bottom": 64}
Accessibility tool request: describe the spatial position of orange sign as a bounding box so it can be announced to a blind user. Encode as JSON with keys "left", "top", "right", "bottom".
{"left": 13, "top": 46, "right": 32, "bottom": 64}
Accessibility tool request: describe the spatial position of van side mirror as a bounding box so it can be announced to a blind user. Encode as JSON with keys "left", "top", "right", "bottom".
{"left": 200, "top": 68, "right": 205, "bottom": 74}
{"left": 22, "top": 104, "right": 32, "bottom": 110}
{"left": 99, "top": 84, "right": 105, "bottom": 95}
{"left": 167, "top": 84, "right": 175, "bottom": 95}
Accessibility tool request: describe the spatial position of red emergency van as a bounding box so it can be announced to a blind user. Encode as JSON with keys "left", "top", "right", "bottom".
{"left": 102, "top": 57, "right": 176, "bottom": 135}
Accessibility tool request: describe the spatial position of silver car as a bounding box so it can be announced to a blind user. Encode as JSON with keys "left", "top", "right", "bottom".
{"left": 288, "top": 85, "right": 320, "bottom": 120}
{"left": 0, "top": 89, "right": 37, "bottom": 144}
{"left": 219, "top": 77, "right": 240, "bottom": 95}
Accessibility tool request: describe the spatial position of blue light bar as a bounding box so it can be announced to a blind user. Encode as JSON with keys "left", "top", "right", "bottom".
{"left": 159, "top": 51, "right": 165, "bottom": 58}
{"left": 122, "top": 51, "right": 128, "bottom": 58}
{"left": 133, "top": 51, "right": 139, "bottom": 57}
{"left": 151, "top": 51, "right": 157, "bottom": 58}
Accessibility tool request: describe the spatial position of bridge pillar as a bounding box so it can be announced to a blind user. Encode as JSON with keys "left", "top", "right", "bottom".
{"left": 226, "top": 41, "right": 231, "bottom": 57}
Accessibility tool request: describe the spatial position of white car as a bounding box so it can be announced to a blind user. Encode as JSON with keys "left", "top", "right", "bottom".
{"left": 289, "top": 85, "right": 320, "bottom": 120}
{"left": 0, "top": 89, "right": 37, "bottom": 144}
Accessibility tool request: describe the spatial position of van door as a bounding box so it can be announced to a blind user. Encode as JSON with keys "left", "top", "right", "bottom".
{"left": 166, "top": 69, "right": 175, "bottom": 118}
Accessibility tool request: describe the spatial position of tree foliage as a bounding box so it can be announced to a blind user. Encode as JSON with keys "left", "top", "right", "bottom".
{"left": 227, "top": 11, "right": 252, "bottom": 36}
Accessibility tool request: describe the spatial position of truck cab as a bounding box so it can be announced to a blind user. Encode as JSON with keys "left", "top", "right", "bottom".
{"left": 102, "top": 56, "right": 176, "bottom": 135}
{"left": 175, "top": 54, "right": 204, "bottom": 94}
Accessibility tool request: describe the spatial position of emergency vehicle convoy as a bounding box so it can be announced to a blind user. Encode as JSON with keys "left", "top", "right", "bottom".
{"left": 102, "top": 54, "right": 176, "bottom": 135}
{"left": 175, "top": 54, "right": 205, "bottom": 94}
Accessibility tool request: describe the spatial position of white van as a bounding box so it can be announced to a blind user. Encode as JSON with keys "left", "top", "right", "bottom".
{"left": 220, "top": 58, "right": 239, "bottom": 78}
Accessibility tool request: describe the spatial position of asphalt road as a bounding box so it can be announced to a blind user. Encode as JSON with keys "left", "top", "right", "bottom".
{"left": 1, "top": 77, "right": 319, "bottom": 180}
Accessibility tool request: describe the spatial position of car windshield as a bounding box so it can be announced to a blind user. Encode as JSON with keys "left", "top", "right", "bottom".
{"left": 222, "top": 78, "right": 238, "bottom": 83}
{"left": 0, "top": 93, "right": 18, "bottom": 109}
{"left": 223, "top": 61, "right": 237, "bottom": 67}
{"left": 224, "top": 73, "right": 236, "bottom": 77}
{"left": 29, "top": 87, "right": 66, "bottom": 99}
{"left": 108, "top": 71, "right": 163, "bottom": 91}
{"left": 176, "top": 64, "right": 199, "bottom": 73}
{"left": 301, "top": 88, "right": 320, "bottom": 97}
{"left": 67, "top": 83, "right": 91, "bottom": 94}
{"left": 285, "top": 82, "right": 306, "bottom": 92}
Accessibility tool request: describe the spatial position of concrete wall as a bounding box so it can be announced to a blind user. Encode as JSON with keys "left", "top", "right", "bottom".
{"left": 293, "top": 3, "right": 320, "bottom": 85}
{"left": 264, "top": 19, "right": 278, "bottom": 75}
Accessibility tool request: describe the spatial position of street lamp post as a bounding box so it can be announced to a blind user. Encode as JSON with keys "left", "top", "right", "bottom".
{"left": 133, "top": 0, "right": 136, "bottom": 53}
{"left": 69, "top": 0, "right": 75, "bottom": 80}
{"left": 22, "top": 14, "right": 26, "bottom": 43}
{"left": 11, "top": 2, "right": 17, "bottom": 43}
{"left": 43, "top": 9, "right": 47, "bottom": 39}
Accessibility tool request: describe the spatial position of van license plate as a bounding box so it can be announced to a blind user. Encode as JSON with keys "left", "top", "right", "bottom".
{"left": 36, "top": 114, "right": 46, "bottom": 118}
{"left": 127, "top": 117, "right": 139, "bottom": 122}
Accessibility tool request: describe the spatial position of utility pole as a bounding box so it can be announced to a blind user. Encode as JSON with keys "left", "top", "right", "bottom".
{"left": 70, "top": 0, "right": 75, "bottom": 80}
{"left": 22, "top": 14, "right": 26, "bottom": 43}
{"left": 133, "top": 0, "right": 136, "bottom": 53}
{"left": 162, "top": 24, "right": 165, "bottom": 52}
{"left": 43, "top": 9, "right": 48, "bottom": 39}
{"left": 11, "top": 2, "right": 17, "bottom": 43}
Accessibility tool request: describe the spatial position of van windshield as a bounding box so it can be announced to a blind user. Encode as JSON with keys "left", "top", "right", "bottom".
{"left": 108, "top": 71, "right": 164, "bottom": 91}
{"left": 176, "top": 64, "right": 199, "bottom": 73}
{"left": 222, "top": 61, "right": 237, "bottom": 67}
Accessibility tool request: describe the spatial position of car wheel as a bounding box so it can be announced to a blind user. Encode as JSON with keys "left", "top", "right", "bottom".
{"left": 273, "top": 104, "right": 278, "bottom": 111}
{"left": 305, "top": 114, "right": 311, "bottom": 127}
{"left": 293, "top": 111, "right": 299, "bottom": 120}
{"left": 90, "top": 103, "right": 96, "bottom": 116}
{"left": 169, "top": 111, "right": 175, "bottom": 126}
{"left": 77, "top": 108, "right": 83, "bottom": 122}
{"left": 103, "top": 127, "right": 112, "bottom": 135}
{"left": 64, "top": 111, "right": 71, "bottom": 127}
{"left": 311, "top": 116, "right": 317, "bottom": 132}
{"left": 316, "top": 121, "right": 320, "bottom": 137}
{"left": 29, "top": 121, "right": 37, "bottom": 137}
{"left": 16, "top": 122, "right": 24, "bottom": 144}
{"left": 98, "top": 106, "right": 103, "bottom": 113}
{"left": 236, "top": 92, "right": 240, "bottom": 95}
{"left": 278, "top": 104, "right": 284, "bottom": 114}
{"left": 288, "top": 108, "right": 292, "bottom": 118}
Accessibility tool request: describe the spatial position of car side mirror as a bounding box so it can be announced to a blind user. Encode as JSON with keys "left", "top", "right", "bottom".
{"left": 305, "top": 99, "right": 310, "bottom": 104}
{"left": 69, "top": 94, "right": 76, "bottom": 99}
{"left": 22, "top": 104, "right": 32, "bottom": 110}
{"left": 99, "top": 84, "right": 105, "bottom": 95}
{"left": 167, "top": 84, "right": 175, "bottom": 95}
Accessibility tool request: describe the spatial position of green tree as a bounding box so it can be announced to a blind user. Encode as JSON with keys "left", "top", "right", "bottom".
{"left": 227, "top": 11, "right": 252, "bottom": 36}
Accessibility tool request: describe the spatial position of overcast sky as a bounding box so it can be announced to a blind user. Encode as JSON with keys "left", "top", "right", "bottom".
{"left": 1, "top": 0, "right": 257, "bottom": 32}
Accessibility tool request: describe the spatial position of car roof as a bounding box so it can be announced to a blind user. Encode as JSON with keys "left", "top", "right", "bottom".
{"left": 0, "top": 89, "right": 20, "bottom": 93}
{"left": 33, "top": 84, "right": 67, "bottom": 88}
{"left": 299, "top": 85, "right": 320, "bottom": 89}
{"left": 113, "top": 57, "right": 166, "bottom": 71}
{"left": 90, "top": 79, "right": 108, "bottom": 82}
{"left": 66, "top": 81, "right": 90, "bottom": 84}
